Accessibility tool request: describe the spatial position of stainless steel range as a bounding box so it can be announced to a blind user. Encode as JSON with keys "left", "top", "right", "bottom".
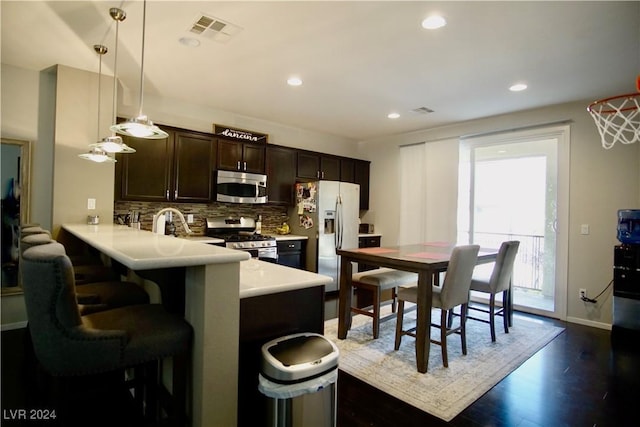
{"left": 206, "top": 216, "right": 277, "bottom": 261}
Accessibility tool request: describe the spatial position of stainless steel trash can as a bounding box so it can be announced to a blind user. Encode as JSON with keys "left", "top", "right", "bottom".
{"left": 259, "top": 332, "right": 339, "bottom": 427}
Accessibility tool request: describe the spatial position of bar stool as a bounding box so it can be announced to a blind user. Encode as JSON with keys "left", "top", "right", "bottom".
{"left": 20, "top": 234, "right": 149, "bottom": 312}
{"left": 21, "top": 242, "right": 192, "bottom": 425}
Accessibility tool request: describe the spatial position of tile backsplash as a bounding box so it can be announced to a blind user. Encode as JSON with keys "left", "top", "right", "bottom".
{"left": 114, "top": 201, "right": 291, "bottom": 236}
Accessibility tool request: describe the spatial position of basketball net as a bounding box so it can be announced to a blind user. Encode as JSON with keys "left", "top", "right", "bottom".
{"left": 587, "top": 75, "right": 640, "bottom": 149}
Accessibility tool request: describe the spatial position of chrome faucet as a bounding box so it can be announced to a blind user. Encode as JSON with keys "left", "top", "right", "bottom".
{"left": 152, "top": 207, "right": 193, "bottom": 235}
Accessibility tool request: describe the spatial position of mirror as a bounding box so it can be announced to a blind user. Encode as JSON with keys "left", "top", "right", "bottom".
{"left": 1, "top": 138, "right": 31, "bottom": 295}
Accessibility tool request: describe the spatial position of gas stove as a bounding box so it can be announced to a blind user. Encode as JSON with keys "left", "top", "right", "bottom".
{"left": 206, "top": 217, "right": 277, "bottom": 259}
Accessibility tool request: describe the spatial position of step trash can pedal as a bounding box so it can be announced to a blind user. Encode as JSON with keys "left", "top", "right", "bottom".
{"left": 259, "top": 332, "right": 339, "bottom": 427}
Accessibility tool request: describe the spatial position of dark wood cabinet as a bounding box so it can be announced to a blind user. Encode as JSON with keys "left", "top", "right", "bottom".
{"left": 340, "top": 157, "right": 356, "bottom": 183}
{"left": 276, "top": 239, "right": 306, "bottom": 270}
{"left": 266, "top": 145, "right": 296, "bottom": 205}
{"left": 354, "top": 159, "right": 371, "bottom": 210}
{"left": 217, "top": 139, "right": 265, "bottom": 174}
{"left": 115, "top": 127, "right": 215, "bottom": 203}
{"left": 296, "top": 151, "right": 340, "bottom": 180}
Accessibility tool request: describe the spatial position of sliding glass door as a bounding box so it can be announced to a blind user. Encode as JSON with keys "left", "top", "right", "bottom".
{"left": 459, "top": 126, "right": 569, "bottom": 319}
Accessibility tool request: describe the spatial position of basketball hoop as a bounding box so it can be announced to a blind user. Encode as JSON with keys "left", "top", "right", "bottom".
{"left": 587, "top": 93, "right": 640, "bottom": 149}
{"left": 587, "top": 75, "right": 640, "bottom": 149}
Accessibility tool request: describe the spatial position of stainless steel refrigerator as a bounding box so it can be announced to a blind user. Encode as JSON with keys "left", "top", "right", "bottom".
{"left": 289, "top": 181, "right": 360, "bottom": 292}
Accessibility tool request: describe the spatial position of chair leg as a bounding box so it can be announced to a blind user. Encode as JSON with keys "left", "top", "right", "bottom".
{"left": 502, "top": 290, "right": 510, "bottom": 334}
{"left": 372, "top": 287, "right": 381, "bottom": 339}
{"left": 447, "top": 308, "right": 454, "bottom": 328}
{"left": 440, "top": 309, "right": 448, "bottom": 368}
{"left": 391, "top": 287, "right": 397, "bottom": 313}
{"left": 460, "top": 304, "right": 468, "bottom": 355}
{"left": 170, "top": 352, "right": 188, "bottom": 426}
{"left": 489, "top": 294, "right": 496, "bottom": 342}
{"left": 394, "top": 300, "right": 405, "bottom": 350}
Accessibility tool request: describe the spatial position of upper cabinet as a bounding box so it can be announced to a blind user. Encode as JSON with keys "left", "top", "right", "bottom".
{"left": 296, "top": 151, "right": 340, "bottom": 181}
{"left": 115, "top": 126, "right": 215, "bottom": 203}
{"left": 266, "top": 145, "right": 297, "bottom": 205}
{"left": 354, "top": 159, "right": 371, "bottom": 210}
{"left": 217, "top": 139, "right": 265, "bottom": 174}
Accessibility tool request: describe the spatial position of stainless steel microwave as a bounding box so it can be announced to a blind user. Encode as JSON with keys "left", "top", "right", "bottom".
{"left": 216, "top": 170, "right": 268, "bottom": 204}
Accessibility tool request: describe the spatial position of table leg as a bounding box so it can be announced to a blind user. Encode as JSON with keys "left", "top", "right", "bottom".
{"left": 337, "top": 257, "right": 353, "bottom": 339}
{"left": 415, "top": 271, "right": 433, "bottom": 373}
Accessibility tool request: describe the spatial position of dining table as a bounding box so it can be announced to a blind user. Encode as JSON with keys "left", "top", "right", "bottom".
{"left": 336, "top": 242, "right": 500, "bottom": 373}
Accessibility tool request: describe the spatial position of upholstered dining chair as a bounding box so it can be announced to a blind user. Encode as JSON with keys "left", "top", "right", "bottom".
{"left": 21, "top": 242, "right": 192, "bottom": 425}
{"left": 467, "top": 240, "right": 520, "bottom": 342}
{"left": 394, "top": 245, "right": 480, "bottom": 368}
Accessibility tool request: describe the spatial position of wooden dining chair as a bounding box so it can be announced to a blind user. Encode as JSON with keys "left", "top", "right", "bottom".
{"left": 467, "top": 240, "right": 520, "bottom": 342}
{"left": 394, "top": 245, "right": 480, "bottom": 368}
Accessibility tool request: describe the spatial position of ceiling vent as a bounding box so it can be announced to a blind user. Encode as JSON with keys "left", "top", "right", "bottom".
{"left": 411, "top": 107, "right": 435, "bottom": 114}
{"left": 189, "top": 14, "right": 243, "bottom": 43}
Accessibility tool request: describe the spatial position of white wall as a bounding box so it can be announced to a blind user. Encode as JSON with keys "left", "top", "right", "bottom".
{"left": 357, "top": 101, "right": 640, "bottom": 328}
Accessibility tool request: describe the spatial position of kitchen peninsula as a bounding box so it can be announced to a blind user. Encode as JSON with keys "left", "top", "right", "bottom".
{"left": 60, "top": 223, "right": 332, "bottom": 427}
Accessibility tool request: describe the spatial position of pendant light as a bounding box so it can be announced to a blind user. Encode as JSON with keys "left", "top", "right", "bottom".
{"left": 95, "top": 7, "right": 135, "bottom": 154}
{"left": 79, "top": 45, "right": 116, "bottom": 163}
{"left": 110, "top": 0, "right": 168, "bottom": 139}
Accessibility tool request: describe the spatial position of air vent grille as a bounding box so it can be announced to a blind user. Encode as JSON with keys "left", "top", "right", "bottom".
{"left": 411, "top": 107, "right": 435, "bottom": 114}
{"left": 189, "top": 13, "right": 242, "bottom": 43}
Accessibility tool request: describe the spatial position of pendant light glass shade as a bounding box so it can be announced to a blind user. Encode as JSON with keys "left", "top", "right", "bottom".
{"left": 79, "top": 146, "right": 117, "bottom": 163}
{"left": 110, "top": 0, "right": 168, "bottom": 139}
{"left": 79, "top": 44, "right": 117, "bottom": 163}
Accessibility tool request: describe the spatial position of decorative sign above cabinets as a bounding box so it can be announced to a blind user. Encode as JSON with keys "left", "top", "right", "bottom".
{"left": 213, "top": 124, "right": 268, "bottom": 144}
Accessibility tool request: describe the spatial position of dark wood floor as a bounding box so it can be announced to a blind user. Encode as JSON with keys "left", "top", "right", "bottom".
{"left": 337, "top": 316, "right": 640, "bottom": 427}
{"left": 2, "top": 314, "right": 639, "bottom": 427}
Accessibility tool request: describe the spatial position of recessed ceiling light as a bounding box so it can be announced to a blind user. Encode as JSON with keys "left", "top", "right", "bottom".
{"left": 509, "top": 83, "right": 528, "bottom": 92}
{"left": 179, "top": 37, "right": 200, "bottom": 47}
{"left": 287, "top": 76, "right": 303, "bottom": 86}
{"left": 421, "top": 15, "right": 446, "bottom": 30}
{"left": 388, "top": 113, "right": 400, "bottom": 119}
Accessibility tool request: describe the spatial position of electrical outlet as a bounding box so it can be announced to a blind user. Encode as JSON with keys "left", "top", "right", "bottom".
{"left": 87, "top": 198, "right": 96, "bottom": 210}
{"left": 187, "top": 214, "right": 194, "bottom": 224}
{"left": 579, "top": 288, "right": 587, "bottom": 300}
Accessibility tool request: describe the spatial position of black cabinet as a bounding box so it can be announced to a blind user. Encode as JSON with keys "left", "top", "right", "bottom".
{"left": 217, "top": 139, "right": 265, "bottom": 174}
{"left": 358, "top": 235, "right": 381, "bottom": 272}
{"left": 276, "top": 239, "right": 306, "bottom": 270}
{"left": 115, "top": 127, "right": 215, "bottom": 203}
{"left": 266, "top": 145, "right": 296, "bottom": 205}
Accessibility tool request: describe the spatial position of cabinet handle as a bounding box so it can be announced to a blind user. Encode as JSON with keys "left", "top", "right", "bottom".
{"left": 174, "top": 190, "right": 178, "bottom": 199}
{"left": 288, "top": 244, "right": 295, "bottom": 248}
{"left": 237, "top": 161, "right": 241, "bottom": 170}
{"left": 166, "top": 190, "right": 170, "bottom": 200}
{"left": 243, "top": 161, "right": 247, "bottom": 171}
{"left": 317, "top": 171, "right": 320, "bottom": 179}
{"left": 321, "top": 171, "right": 325, "bottom": 179}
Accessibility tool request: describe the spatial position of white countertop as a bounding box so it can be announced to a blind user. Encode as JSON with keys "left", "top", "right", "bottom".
{"left": 62, "top": 224, "right": 249, "bottom": 270}
{"left": 273, "top": 234, "right": 308, "bottom": 241}
{"left": 63, "top": 223, "right": 331, "bottom": 299}
{"left": 239, "top": 259, "right": 332, "bottom": 299}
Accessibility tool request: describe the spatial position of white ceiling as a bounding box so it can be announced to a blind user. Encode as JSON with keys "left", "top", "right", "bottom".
{"left": 2, "top": 1, "right": 639, "bottom": 141}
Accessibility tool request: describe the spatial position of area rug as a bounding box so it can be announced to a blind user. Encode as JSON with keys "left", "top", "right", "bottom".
{"left": 323, "top": 306, "right": 564, "bottom": 421}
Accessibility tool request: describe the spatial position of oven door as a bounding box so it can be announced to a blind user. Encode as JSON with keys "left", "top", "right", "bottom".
{"left": 216, "top": 170, "right": 268, "bottom": 204}
{"left": 243, "top": 247, "right": 278, "bottom": 263}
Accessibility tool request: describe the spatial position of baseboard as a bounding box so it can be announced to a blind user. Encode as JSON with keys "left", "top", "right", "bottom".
{"left": 566, "top": 316, "right": 612, "bottom": 330}
{"left": 1, "top": 321, "right": 28, "bottom": 331}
